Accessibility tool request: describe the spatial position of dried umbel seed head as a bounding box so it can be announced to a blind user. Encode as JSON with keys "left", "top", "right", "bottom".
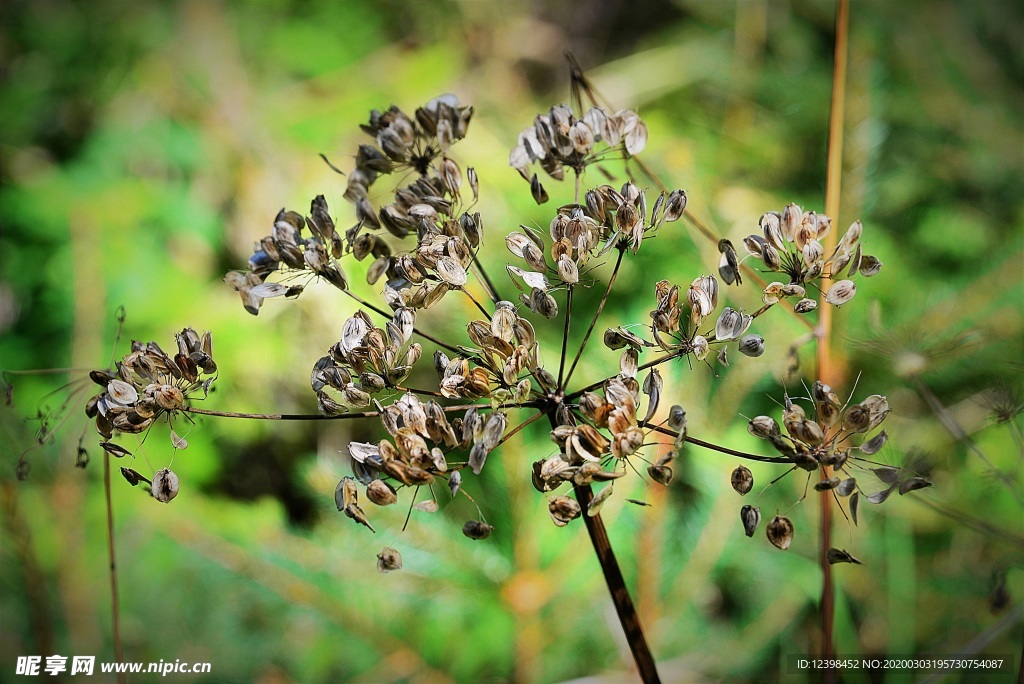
{"left": 151, "top": 468, "right": 179, "bottom": 503}
{"left": 730, "top": 465, "right": 753, "bottom": 495}
{"left": 766, "top": 515, "right": 794, "bottom": 550}
{"left": 376, "top": 546, "right": 403, "bottom": 573}
{"left": 462, "top": 520, "right": 494, "bottom": 540}
{"left": 740, "top": 505, "right": 761, "bottom": 537}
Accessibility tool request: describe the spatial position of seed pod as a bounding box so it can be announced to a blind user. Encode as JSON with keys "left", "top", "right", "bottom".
{"left": 748, "top": 415, "right": 780, "bottom": 439}
{"left": 376, "top": 546, "right": 403, "bottom": 573}
{"left": 730, "top": 466, "right": 753, "bottom": 495}
{"left": 814, "top": 476, "right": 840, "bottom": 491}
{"left": 154, "top": 385, "right": 184, "bottom": 411}
{"left": 794, "top": 298, "right": 817, "bottom": 314}
{"left": 667, "top": 405, "right": 687, "bottom": 432}
{"left": 100, "top": 441, "right": 132, "bottom": 458}
{"left": 448, "top": 470, "right": 462, "bottom": 497}
{"left": 548, "top": 495, "right": 582, "bottom": 527}
{"left": 826, "top": 548, "right": 863, "bottom": 565}
{"left": 151, "top": 468, "right": 179, "bottom": 503}
{"left": 120, "top": 467, "right": 147, "bottom": 486}
{"left": 766, "top": 515, "right": 794, "bottom": 550}
{"left": 825, "top": 279, "right": 856, "bottom": 306}
{"left": 740, "top": 505, "right": 761, "bottom": 537}
{"left": 738, "top": 334, "right": 765, "bottom": 358}
{"left": 648, "top": 464, "right": 673, "bottom": 486}
{"left": 588, "top": 485, "right": 614, "bottom": 516}
{"left": 106, "top": 380, "right": 139, "bottom": 407}
{"left": 365, "top": 479, "right": 398, "bottom": 506}
{"left": 462, "top": 520, "right": 494, "bottom": 540}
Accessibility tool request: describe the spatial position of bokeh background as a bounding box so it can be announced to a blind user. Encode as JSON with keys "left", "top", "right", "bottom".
{"left": 1, "top": 0, "right": 1022, "bottom": 682}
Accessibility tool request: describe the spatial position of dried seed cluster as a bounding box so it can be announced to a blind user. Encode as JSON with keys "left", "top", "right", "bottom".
{"left": 84, "top": 327, "right": 214, "bottom": 503}
{"left": 312, "top": 308, "right": 420, "bottom": 412}
{"left": 199, "top": 84, "right": 907, "bottom": 572}
{"left": 510, "top": 104, "right": 649, "bottom": 204}
{"left": 743, "top": 204, "right": 882, "bottom": 307}
{"left": 731, "top": 381, "right": 930, "bottom": 549}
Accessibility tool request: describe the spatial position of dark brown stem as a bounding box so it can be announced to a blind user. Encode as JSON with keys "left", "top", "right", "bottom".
{"left": 182, "top": 401, "right": 539, "bottom": 421}
{"left": 342, "top": 289, "right": 462, "bottom": 355}
{"left": 574, "top": 482, "right": 660, "bottom": 683}
{"left": 564, "top": 247, "right": 625, "bottom": 390}
{"left": 641, "top": 423, "right": 793, "bottom": 463}
{"left": 472, "top": 252, "right": 503, "bottom": 304}
{"left": 545, "top": 412, "right": 660, "bottom": 682}
{"left": 558, "top": 285, "right": 574, "bottom": 390}
{"left": 461, "top": 286, "right": 493, "bottom": 320}
{"left": 104, "top": 452, "right": 126, "bottom": 684}
{"left": 567, "top": 350, "right": 683, "bottom": 402}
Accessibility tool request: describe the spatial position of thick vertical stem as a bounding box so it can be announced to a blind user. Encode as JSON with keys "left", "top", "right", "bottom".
{"left": 573, "top": 483, "right": 661, "bottom": 683}
{"left": 818, "top": 0, "right": 849, "bottom": 677}
{"left": 545, "top": 411, "right": 659, "bottom": 681}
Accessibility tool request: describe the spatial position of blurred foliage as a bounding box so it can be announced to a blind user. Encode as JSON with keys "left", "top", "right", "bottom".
{"left": 1, "top": 0, "right": 1022, "bottom": 682}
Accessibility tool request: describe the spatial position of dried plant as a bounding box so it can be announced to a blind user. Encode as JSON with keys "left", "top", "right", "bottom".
{"left": 10, "top": 56, "right": 937, "bottom": 683}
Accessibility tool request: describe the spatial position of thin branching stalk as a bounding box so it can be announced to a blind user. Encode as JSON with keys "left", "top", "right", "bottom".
{"left": 641, "top": 423, "right": 794, "bottom": 463}
{"left": 471, "top": 253, "right": 503, "bottom": 304}
{"left": 104, "top": 452, "right": 126, "bottom": 684}
{"left": 913, "top": 378, "right": 1024, "bottom": 509}
{"left": 558, "top": 285, "right": 574, "bottom": 390}
{"left": 564, "top": 246, "right": 625, "bottom": 390}
{"left": 342, "top": 289, "right": 462, "bottom": 355}
{"left": 183, "top": 400, "right": 540, "bottom": 421}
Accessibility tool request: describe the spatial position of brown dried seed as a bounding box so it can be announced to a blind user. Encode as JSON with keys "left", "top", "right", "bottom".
{"left": 366, "top": 479, "right": 398, "bottom": 506}
{"left": 100, "top": 441, "right": 132, "bottom": 458}
{"left": 151, "top": 467, "right": 179, "bottom": 503}
{"left": 740, "top": 505, "right": 761, "bottom": 537}
{"left": 376, "top": 546, "right": 402, "bottom": 573}
{"left": 766, "top": 515, "right": 794, "bottom": 550}
{"left": 826, "top": 548, "right": 863, "bottom": 565}
{"left": 548, "top": 495, "right": 581, "bottom": 527}
{"left": 462, "top": 520, "right": 494, "bottom": 540}
{"left": 648, "top": 465, "right": 673, "bottom": 486}
{"left": 730, "top": 466, "right": 753, "bottom": 495}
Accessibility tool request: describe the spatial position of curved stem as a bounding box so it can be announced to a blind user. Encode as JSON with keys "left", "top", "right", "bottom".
{"left": 471, "top": 253, "right": 503, "bottom": 304}
{"left": 641, "top": 422, "right": 793, "bottom": 463}
{"left": 567, "top": 350, "right": 682, "bottom": 402}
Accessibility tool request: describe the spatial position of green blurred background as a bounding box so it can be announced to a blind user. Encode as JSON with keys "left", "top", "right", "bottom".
{"left": 1, "top": 0, "right": 1022, "bottom": 681}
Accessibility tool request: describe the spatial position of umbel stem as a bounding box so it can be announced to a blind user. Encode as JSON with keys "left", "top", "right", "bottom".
{"left": 575, "top": 482, "right": 661, "bottom": 683}
{"left": 546, "top": 413, "right": 661, "bottom": 682}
